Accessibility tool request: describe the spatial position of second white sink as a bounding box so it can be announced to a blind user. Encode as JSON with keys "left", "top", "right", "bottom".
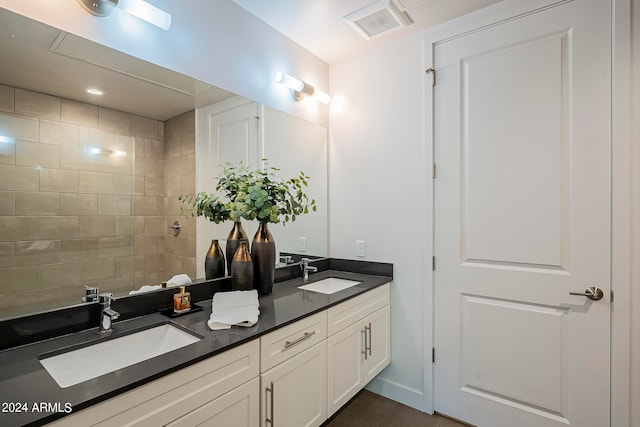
{"left": 40, "top": 323, "right": 201, "bottom": 388}
{"left": 298, "top": 277, "right": 362, "bottom": 294}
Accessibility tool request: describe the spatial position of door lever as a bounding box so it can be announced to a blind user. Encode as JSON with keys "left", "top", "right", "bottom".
{"left": 569, "top": 286, "right": 604, "bottom": 301}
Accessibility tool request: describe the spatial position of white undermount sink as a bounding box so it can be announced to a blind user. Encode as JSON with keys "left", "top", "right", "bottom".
{"left": 298, "top": 277, "right": 362, "bottom": 294}
{"left": 39, "top": 323, "right": 201, "bottom": 388}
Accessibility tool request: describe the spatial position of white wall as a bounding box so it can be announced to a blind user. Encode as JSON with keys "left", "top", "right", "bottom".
{"left": 329, "top": 34, "right": 429, "bottom": 409}
{"left": 0, "top": 0, "right": 329, "bottom": 127}
{"left": 631, "top": 2, "right": 639, "bottom": 426}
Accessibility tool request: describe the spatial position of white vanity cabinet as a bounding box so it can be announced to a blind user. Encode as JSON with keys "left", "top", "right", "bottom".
{"left": 326, "top": 283, "right": 391, "bottom": 417}
{"left": 259, "top": 311, "right": 327, "bottom": 427}
{"left": 46, "top": 340, "right": 260, "bottom": 427}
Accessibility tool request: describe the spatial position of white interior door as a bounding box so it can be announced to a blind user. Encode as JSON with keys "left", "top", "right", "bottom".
{"left": 433, "top": 1, "right": 611, "bottom": 426}
{"left": 196, "top": 100, "right": 260, "bottom": 278}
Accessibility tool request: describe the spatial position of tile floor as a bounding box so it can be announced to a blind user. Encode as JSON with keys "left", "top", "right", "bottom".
{"left": 324, "top": 390, "right": 470, "bottom": 427}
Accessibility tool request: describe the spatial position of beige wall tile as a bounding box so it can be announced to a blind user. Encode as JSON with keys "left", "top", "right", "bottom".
{"left": 40, "top": 120, "right": 79, "bottom": 147}
{"left": 0, "top": 191, "right": 14, "bottom": 216}
{"left": 165, "top": 176, "right": 180, "bottom": 196}
{"left": 78, "top": 258, "right": 115, "bottom": 282}
{"left": 60, "top": 193, "right": 97, "bottom": 215}
{"left": 115, "top": 195, "right": 131, "bottom": 215}
{"left": 0, "top": 85, "right": 14, "bottom": 113}
{"left": 134, "top": 136, "right": 145, "bottom": 157}
{"left": 79, "top": 216, "right": 115, "bottom": 238}
{"left": 40, "top": 169, "right": 79, "bottom": 193}
{"left": 60, "top": 146, "right": 98, "bottom": 172}
{"left": 37, "top": 287, "right": 65, "bottom": 309}
{"left": 39, "top": 263, "right": 79, "bottom": 288}
{"left": 15, "top": 192, "right": 60, "bottom": 216}
{"left": 180, "top": 153, "right": 196, "bottom": 175}
{"left": 133, "top": 195, "right": 163, "bottom": 216}
{"left": 134, "top": 155, "right": 159, "bottom": 177}
{"left": 13, "top": 289, "right": 39, "bottom": 315}
{"left": 1, "top": 266, "right": 39, "bottom": 292}
{"left": 144, "top": 138, "right": 164, "bottom": 158}
{"left": 115, "top": 216, "right": 133, "bottom": 236}
{"left": 13, "top": 240, "right": 44, "bottom": 266}
{"left": 144, "top": 216, "right": 165, "bottom": 236}
{"left": 164, "top": 137, "right": 181, "bottom": 158}
{"left": 98, "top": 153, "right": 132, "bottom": 174}
{"left": 163, "top": 157, "right": 180, "bottom": 177}
{"left": 0, "top": 216, "right": 39, "bottom": 241}
{"left": 0, "top": 165, "right": 38, "bottom": 191}
{"left": 131, "top": 115, "right": 161, "bottom": 139}
{"left": 115, "top": 256, "right": 135, "bottom": 278}
{"left": 134, "top": 216, "right": 145, "bottom": 235}
{"left": 61, "top": 99, "right": 99, "bottom": 127}
{"left": 180, "top": 174, "right": 195, "bottom": 194}
{"left": 79, "top": 127, "right": 116, "bottom": 151}
{"left": 78, "top": 171, "right": 115, "bottom": 194}
{"left": 99, "top": 108, "right": 131, "bottom": 134}
{"left": 134, "top": 235, "right": 163, "bottom": 255}
{"left": 0, "top": 242, "right": 15, "bottom": 268}
{"left": 0, "top": 293, "right": 15, "bottom": 317}
{"left": 15, "top": 89, "right": 60, "bottom": 121}
{"left": 16, "top": 141, "right": 60, "bottom": 169}
{"left": 145, "top": 176, "right": 164, "bottom": 196}
{"left": 144, "top": 253, "right": 164, "bottom": 273}
{"left": 39, "top": 217, "right": 79, "bottom": 239}
{"left": 48, "top": 238, "right": 98, "bottom": 263}
{"left": 181, "top": 132, "right": 196, "bottom": 155}
{"left": 98, "top": 236, "right": 133, "bottom": 259}
{"left": 97, "top": 195, "right": 116, "bottom": 216}
{"left": 0, "top": 112, "right": 39, "bottom": 141}
{"left": 114, "top": 175, "right": 134, "bottom": 195}
{"left": 134, "top": 176, "right": 145, "bottom": 196}
{"left": 0, "top": 139, "right": 15, "bottom": 165}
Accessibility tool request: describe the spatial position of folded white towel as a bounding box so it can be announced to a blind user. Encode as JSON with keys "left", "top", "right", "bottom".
{"left": 129, "top": 284, "right": 162, "bottom": 295}
{"left": 166, "top": 274, "right": 192, "bottom": 288}
{"left": 208, "top": 290, "right": 260, "bottom": 330}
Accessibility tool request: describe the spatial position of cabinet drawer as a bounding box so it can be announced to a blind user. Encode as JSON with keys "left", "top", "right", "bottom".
{"left": 47, "top": 340, "right": 259, "bottom": 426}
{"left": 260, "top": 311, "right": 327, "bottom": 372}
{"left": 327, "top": 283, "right": 390, "bottom": 336}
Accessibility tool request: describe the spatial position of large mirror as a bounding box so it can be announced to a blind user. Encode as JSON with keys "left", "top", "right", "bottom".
{"left": 0, "top": 7, "right": 328, "bottom": 319}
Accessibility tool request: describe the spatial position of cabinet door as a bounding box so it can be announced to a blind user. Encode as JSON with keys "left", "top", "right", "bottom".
{"left": 167, "top": 377, "right": 259, "bottom": 427}
{"left": 261, "top": 341, "right": 327, "bottom": 427}
{"left": 363, "top": 306, "right": 391, "bottom": 385}
{"left": 326, "top": 319, "right": 365, "bottom": 417}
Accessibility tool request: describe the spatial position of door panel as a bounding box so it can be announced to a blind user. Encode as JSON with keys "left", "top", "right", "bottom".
{"left": 434, "top": 1, "right": 611, "bottom": 426}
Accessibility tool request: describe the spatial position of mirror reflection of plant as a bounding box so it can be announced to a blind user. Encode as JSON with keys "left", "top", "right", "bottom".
{"left": 180, "top": 161, "right": 316, "bottom": 225}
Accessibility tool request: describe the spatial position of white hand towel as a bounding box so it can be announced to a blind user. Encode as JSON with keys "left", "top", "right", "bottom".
{"left": 129, "top": 284, "right": 162, "bottom": 295}
{"left": 208, "top": 290, "right": 260, "bottom": 330}
{"left": 166, "top": 274, "right": 192, "bottom": 287}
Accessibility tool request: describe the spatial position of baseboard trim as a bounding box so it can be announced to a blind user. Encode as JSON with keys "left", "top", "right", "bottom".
{"left": 365, "top": 376, "right": 425, "bottom": 412}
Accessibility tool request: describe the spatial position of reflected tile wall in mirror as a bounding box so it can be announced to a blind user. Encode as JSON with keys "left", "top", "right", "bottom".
{"left": 0, "top": 85, "right": 194, "bottom": 318}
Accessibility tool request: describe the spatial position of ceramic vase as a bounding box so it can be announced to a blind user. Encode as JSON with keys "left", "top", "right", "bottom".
{"left": 230, "top": 240, "right": 254, "bottom": 290}
{"left": 226, "top": 221, "right": 248, "bottom": 274}
{"left": 251, "top": 222, "right": 276, "bottom": 295}
{"left": 204, "top": 239, "right": 225, "bottom": 279}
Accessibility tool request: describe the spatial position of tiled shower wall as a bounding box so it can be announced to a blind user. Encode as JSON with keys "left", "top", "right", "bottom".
{"left": 0, "top": 85, "right": 196, "bottom": 317}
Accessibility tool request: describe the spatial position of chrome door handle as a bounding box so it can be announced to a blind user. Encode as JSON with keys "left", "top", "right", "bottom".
{"left": 569, "top": 286, "right": 604, "bottom": 301}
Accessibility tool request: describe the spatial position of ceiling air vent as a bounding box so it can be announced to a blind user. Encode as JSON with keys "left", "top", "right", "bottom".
{"left": 344, "top": 0, "right": 413, "bottom": 40}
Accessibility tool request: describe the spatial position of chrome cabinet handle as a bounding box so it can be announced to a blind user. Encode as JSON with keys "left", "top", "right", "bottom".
{"left": 367, "top": 322, "right": 372, "bottom": 357}
{"left": 361, "top": 328, "right": 368, "bottom": 360}
{"left": 266, "top": 382, "right": 274, "bottom": 426}
{"left": 282, "top": 331, "right": 316, "bottom": 352}
{"left": 569, "top": 286, "right": 604, "bottom": 301}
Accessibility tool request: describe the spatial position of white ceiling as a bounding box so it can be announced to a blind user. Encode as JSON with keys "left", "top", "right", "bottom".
{"left": 231, "top": 0, "right": 503, "bottom": 64}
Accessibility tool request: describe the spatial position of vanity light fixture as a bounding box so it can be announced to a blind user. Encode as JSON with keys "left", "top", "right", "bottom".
{"left": 76, "top": 0, "right": 172, "bottom": 31}
{"left": 275, "top": 71, "right": 330, "bottom": 104}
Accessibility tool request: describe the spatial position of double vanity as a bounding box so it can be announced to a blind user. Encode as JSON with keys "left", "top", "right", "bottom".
{"left": 0, "top": 258, "right": 392, "bottom": 427}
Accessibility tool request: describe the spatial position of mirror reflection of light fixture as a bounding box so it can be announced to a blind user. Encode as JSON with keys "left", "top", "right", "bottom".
{"left": 76, "top": 0, "right": 172, "bottom": 30}
{"left": 275, "top": 72, "right": 331, "bottom": 104}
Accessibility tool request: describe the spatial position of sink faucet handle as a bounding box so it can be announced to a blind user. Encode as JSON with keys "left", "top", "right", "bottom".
{"left": 98, "top": 293, "right": 116, "bottom": 305}
{"left": 82, "top": 285, "right": 100, "bottom": 303}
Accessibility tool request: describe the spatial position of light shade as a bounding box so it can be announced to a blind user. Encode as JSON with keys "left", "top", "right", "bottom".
{"left": 119, "top": 0, "right": 172, "bottom": 31}
{"left": 275, "top": 72, "right": 330, "bottom": 104}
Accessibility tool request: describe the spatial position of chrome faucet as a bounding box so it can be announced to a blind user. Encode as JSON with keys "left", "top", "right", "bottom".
{"left": 98, "top": 293, "right": 119, "bottom": 334}
{"left": 82, "top": 285, "right": 100, "bottom": 303}
{"left": 301, "top": 258, "right": 318, "bottom": 282}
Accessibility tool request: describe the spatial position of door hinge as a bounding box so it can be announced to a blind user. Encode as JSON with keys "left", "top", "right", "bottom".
{"left": 432, "top": 163, "right": 436, "bottom": 179}
{"left": 426, "top": 68, "right": 435, "bottom": 86}
{"left": 432, "top": 256, "right": 435, "bottom": 271}
{"left": 432, "top": 347, "right": 435, "bottom": 363}
{"left": 610, "top": 290, "right": 614, "bottom": 302}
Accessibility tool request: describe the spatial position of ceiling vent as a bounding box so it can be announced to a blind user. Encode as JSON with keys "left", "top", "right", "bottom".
{"left": 343, "top": 0, "right": 413, "bottom": 40}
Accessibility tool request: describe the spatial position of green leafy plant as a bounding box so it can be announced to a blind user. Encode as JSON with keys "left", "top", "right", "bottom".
{"left": 180, "top": 161, "right": 316, "bottom": 225}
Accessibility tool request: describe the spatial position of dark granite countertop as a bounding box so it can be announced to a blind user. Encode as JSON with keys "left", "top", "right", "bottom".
{"left": 0, "top": 261, "right": 392, "bottom": 427}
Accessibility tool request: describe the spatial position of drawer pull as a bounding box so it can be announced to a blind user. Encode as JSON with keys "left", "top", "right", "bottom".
{"left": 266, "top": 382, "right": 274, "bottom": 426}
{"left": 282, "top": 331, "right": 316, "bottom": 352}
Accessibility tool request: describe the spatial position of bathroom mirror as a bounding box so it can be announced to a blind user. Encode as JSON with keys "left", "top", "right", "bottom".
{"left": 0, "top": 7, "right": 328, "bottom": 319}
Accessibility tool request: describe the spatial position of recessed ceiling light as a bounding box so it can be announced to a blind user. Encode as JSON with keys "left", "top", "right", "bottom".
{"left": 86, "top": 88, "right": 104, "bottom": 95}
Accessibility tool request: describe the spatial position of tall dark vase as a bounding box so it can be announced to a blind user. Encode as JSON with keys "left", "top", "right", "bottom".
{"left": 204, "top": 239, "right": 225, "bottom": 279}
{"left": 230, "top": 240, "right": 254, "bottom": 290}
{"left": 251, "top": 222, "right": 276, "bottom": 295}
{"left": 226, "top": 221, "right": 248, "bottom": 274}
